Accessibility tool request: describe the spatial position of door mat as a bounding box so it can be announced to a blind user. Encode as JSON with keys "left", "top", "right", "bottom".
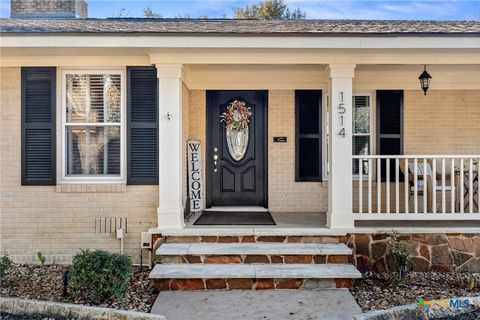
{"left": 193, "top": 210, "right": 275, "bottom": 225}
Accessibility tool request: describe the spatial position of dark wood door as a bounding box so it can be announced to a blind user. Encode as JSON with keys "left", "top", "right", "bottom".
{"left": 206, "top": 90, "right": 267, "bottom": 207}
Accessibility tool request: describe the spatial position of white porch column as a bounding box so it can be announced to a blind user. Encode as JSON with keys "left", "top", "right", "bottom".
{"left": 156, "top": 64, "right": 185, "bottom": 229}
{"left": 327, "top": 64, "right": 356, "bottom": 229}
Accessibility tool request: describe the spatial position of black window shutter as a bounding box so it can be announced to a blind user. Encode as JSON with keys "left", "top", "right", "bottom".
{"left": 295, "top": 90, "right": 322, "bottom": 182}
{"left": 127, "top": 66, "right": 159, "bottom": 185}
{"left": 377, "top": 90, "right": 404, "bottom": 180}
{"left": 21, "top": 67, "right": 56, "bottom": 185}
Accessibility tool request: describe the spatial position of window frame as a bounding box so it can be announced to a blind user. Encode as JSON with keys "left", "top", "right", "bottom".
{"left": 376, "top": 90, "right": 404, "bottom": 182}
{"left": 295, "top": 90, "right": 323, "bottom": 182}
{"left": 60, "top": 68, "right": 126, "bottom": 184}
{"left": 352, "top": 92, "right": 375, "bottom": 179}
{"left": 322, "top": 92, "right": 375, "bottom": 181}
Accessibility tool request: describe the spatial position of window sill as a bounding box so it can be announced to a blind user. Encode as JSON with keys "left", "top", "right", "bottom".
{"left": 56, "top": 183, "right": 126, "bottom": 193}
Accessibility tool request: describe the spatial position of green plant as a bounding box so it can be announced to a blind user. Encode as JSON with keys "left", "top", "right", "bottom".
{"left": 68, "top": 250, "right": 132, "bottom": 302}
{"left": 386, "top": 231, "right": 411, "bottom": 280}
{"left": 469, "top": 274, "right": 479, "bottom": 290}
{"left": 37, "top": 251, "right": 46, "bottom": 266}
{"left": 0, "top": 254, "right": 12, "bottom": 279}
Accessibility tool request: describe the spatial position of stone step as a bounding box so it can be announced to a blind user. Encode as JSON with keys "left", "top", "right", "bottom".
{"left": 162, "top": 235, "right": 347, "bottom": 244}
{"left": 156, "top": 242, "right": 352, "bottom": 256}
{"left": 150, "top": 263, "right": 361, "bottom": 279}
{"left": 149, "top": 263, "right": 361, "bottom": 291}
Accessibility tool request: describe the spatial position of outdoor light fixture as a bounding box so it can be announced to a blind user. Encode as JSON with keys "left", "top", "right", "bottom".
{"left": 418, "top": 65, "right": 432, "bottom": 95}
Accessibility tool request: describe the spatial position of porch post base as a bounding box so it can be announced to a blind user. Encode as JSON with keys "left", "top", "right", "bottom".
{"left": 157, "top": 207, "right": 185, "bottom": 229}
{"left": 326, "top": 212, "right": 355, "bottom": 229}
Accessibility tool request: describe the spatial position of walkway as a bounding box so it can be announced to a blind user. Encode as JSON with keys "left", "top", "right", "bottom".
{"left": 151, "top": 289, "right": 362, "bottom": 320}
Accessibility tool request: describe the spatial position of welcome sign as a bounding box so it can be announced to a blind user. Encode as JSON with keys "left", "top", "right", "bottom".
{"left": 187, "top": 140, "right": 203, "bottom": 212}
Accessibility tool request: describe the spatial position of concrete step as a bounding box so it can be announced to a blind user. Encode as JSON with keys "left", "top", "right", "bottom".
{"left": 149, "top": 263, "right": 361, "bottom": 291}
{"left": 156, "top": 242, "right": 352, "bottom": 256}
{"left": 162, "top": 234, "right": 347, "bottom": 244}
{"left": 150, "top": 263, "right": 361, "bottom": 279}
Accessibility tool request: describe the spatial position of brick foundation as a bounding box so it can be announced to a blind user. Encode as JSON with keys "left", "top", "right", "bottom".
{"left": 153, "top": 277, "right": 347, "bottom": 291}
{"left": 159, "top": 254, "right": 349, "bottom": 264}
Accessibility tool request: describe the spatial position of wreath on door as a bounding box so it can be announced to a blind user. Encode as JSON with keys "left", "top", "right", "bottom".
{"left": 219, "top": 100, "right": 252, "bottom": 131}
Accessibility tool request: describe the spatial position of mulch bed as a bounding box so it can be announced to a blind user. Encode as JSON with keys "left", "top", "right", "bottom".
{"left": 2, "top": 265, "right": 480, "bottom": 315}
{"left": 350, "top": 271, "right": 480, "bottom": 312}
{"left": 0, "top": 264, "right": 157, "bottom": 313}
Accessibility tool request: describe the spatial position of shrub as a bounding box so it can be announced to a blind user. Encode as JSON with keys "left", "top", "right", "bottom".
{"left": 68, "top": 250, "right": 132, "bottom": 302}
{"left": 0, "top": 254, "right": 12, "bottom": 279}
{"left": 386, "top": 231, "right": 411, "bottom": 280}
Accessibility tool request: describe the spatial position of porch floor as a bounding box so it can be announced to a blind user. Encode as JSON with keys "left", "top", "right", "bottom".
{"left": 152, "top": 211, "right": 480, "bottom": 236}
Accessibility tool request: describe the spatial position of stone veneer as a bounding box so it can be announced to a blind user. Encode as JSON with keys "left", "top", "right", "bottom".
{"left": 153, "top": 233, "right": 480, "bottom": 273}
{"left": 348, "top": 233, "right": 480, "bottom": 273}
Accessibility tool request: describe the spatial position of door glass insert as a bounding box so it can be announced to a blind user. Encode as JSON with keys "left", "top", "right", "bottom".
{"left": 226, "top": 127, "right": 249, "bottom": 161}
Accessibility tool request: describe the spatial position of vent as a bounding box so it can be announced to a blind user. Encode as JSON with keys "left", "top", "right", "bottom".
{"left": 95, "top": 217, "right": 128, "bottom": 234}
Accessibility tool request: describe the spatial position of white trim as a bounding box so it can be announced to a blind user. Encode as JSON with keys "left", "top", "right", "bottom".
{"left": 353, "top": 154, "right": 480, "bottom": 159}
{"left": 2, "top": 36, "right": 479, "bottom": 49}
{"left": 354, "top": 213, "right": 480, "bottom": 220}
{"left": 352, "top": 92, "right": 374, "bottom": 180}
{"left": 322, "top": 93, "right": 329, "bottom": 181}
{"left": 60, "top": 68, "right": 126, "bottom": 184}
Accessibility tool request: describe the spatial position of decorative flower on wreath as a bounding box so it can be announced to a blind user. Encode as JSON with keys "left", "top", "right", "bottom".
{"left": 220, "top": 100, "right": 253, "bottom": 131}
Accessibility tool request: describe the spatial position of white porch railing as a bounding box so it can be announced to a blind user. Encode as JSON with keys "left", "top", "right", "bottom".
{"left": 352, "top": 155, "right": 480, "bottom": 220}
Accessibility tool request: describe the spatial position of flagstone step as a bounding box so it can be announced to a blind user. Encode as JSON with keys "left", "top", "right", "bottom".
{"left": 151, "top": 263, "right": 361, "bottom": 279}
{"left": 160, "top": 234, "right": 348, "bottom": 244}
{"left": 156, "top": 243, "right": 352, "bottom": 256}
{"left": 149, "top": 263, "right": 361, "bottom": 291}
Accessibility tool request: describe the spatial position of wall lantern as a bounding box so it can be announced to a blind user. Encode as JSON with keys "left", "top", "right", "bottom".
{"left": 418, "top": 65, "right": 432, "bottom": 95}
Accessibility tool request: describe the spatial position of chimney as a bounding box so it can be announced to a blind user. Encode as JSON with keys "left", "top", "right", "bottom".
{"left": 11, "top": 0, "right": 88, "bottom": 19}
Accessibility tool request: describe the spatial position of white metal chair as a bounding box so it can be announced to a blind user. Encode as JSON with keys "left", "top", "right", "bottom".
{"left": 403, "top": 161, "right": 454, "bottom": 211}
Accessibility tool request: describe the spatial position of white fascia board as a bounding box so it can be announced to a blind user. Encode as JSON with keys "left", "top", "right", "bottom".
{"left": 1, "top": 35, "right": 479, "bottom": 49}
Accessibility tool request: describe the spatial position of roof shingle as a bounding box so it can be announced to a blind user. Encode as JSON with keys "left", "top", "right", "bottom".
{"left": 1, "top": 18, "right": 479, "bottom": 35}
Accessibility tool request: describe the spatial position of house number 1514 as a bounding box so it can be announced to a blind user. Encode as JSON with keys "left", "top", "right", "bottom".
{"left": 338, "top": 92, "right": 346, "bottom": 138}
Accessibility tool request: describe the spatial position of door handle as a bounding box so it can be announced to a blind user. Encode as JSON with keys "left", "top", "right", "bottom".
{"left": 213, "top": 147, "right": 218, "bottom": 172}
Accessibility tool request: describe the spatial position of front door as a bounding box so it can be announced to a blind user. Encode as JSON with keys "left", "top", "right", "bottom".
{"left": 206, "top": 90, "right": 267, "bottom": 207}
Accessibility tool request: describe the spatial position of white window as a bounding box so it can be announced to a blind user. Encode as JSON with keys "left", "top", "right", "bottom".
{"left": 61, "top": 70, "right": 125, "bottom": 182}
{"left": 352, "top": 94, "right": 372, "bottom": 175}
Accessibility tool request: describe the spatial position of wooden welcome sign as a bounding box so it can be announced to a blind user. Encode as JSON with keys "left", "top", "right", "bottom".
{"left": 187, "top": 140, "right": 203, "bottom": 212}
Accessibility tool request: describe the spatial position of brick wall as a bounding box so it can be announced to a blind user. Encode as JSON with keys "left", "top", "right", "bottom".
{"left": 187, "top": 90, "right": 207, "bottom": 208}
{"left": 11, "top": 0, "right": 88, "bottom": 18}
{"left": 404, "top": 90, "right": 480, "bottom": 155}
{"left": 0, "top": 68, "right": 157, "bottom": 264}
{"left": 268, "top": 91, "right": 328, "bottom": 212}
